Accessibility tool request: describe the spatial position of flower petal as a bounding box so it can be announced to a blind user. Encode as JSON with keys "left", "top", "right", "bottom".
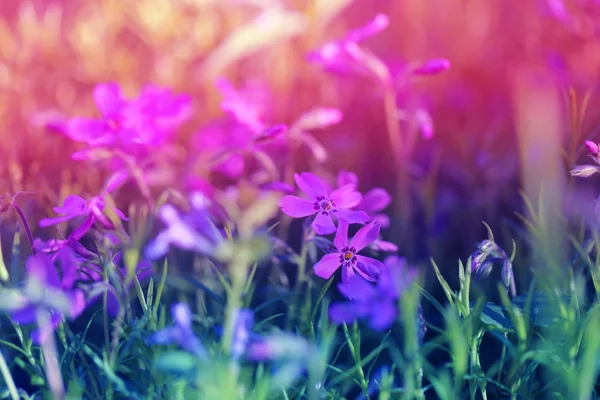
{"left": 354, "top": 255, "right": 384, "bottom": 281}
{"left": 312, "top": 212, "right": 336, "bottom": 235}
{"left": 93, "top": 83, "right": 125, "bottom": 117}
{"left": 330, "top": 184, "right": 362, "bottom": 209}
{"left": 359, "top": 188, "right": 391, "bottom": 213}
{"left": 53, "top": 195, "right": 88, "bottom": 215}
{"left": 337, "top": 170, "right": 359, "bottom": 188}
{"left": 368, "top": 301, "right": 397, "bottom": 330}
{"left": 334, "top": 218, "right": 349, "bottom": 250}
{"left": 351, "top": 222, "right": 381, "bottom": 251}
{"left": 294, "top": 172, "right": 327, "bottom": 200}
{"left": 279, "top": 195, "right": 316, "bottom": 218}
{"left": 336, "top": 210, "right": 370, "bottom": 224}
{"left": 337, "top": 276, "right": 377, "bottom": 301}
{"left": 313, "top": 253, "right": 341, "bottom": 280}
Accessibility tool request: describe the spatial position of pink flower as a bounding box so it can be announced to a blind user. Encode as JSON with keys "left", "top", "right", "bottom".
{"left": 313, "top": 219, "right": 384, "bottom": 282}
{"left": 279, "top": 172, "right": 369, "bottom": 234}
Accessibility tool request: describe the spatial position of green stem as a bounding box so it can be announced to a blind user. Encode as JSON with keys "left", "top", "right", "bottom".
{"left": 286, "top": 239, "right": 307, "bottom": 330}
{"left": 0, "top": 349, "right": 18, "bottom": 400}
{"left": 37, "top": 310, "right": 65, "bottom": 400}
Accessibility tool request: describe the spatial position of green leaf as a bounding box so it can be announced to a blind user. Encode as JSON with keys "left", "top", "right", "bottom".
{"left": 430, "top": 258, "right": 455, "bottom": 305}
{"left": 479, "top": 303, "right": 514, "bottom": 333}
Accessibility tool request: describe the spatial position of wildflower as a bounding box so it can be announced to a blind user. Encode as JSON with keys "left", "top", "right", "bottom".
{"left": 147, "top": 303, "right": 208, "bottom": 360}
{"left": 470, "top": 239, "right": 516, "bottom": 296}
{"left": 2, "top": 254, "right": 86, "bottom": 344}
{"left": 313, "top": 219, "right": 383, "bottom": 282}
{"left": 280, "top": 172, "right": 369, "bottom": 234}
{"left": 145, "top": 192, "right": 224, "bottom": 260}
{"left": 193, "top": 78, "right": 286, "bottom": 179}
{"left": 307, "top": 14, "right": 392, "bottom": 85}
{"left": 67, "top": 83, "right": 191, "bottom": 151}
{"left": 39, "top": 194, "right": 128, "bottom": 241}
{"left": 336, "top": 170, "right": 392, "bottom": 227}
{"left": 329, "top": 255, "right": 416, "bottom": 330}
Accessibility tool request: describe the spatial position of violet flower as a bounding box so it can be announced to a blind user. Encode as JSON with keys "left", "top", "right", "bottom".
{"left": 3, "top": 254, "right": 86, "bottom": 344}
{"left": 39, "top": 194, "right": 128, "bottom": 241}
{"left": 328, "top": 255, "right": 416, "bottom": 330}
{"left": 145, "top": 192, "right": 224, "bottom": 260}
{"left": 147, "top": 303, "right": 208, "bottom": 360}
{"left": 279, "top": 172, "right": 369, "bottom": 235}
{"left": 313, "top": 219, "right": 383, "bottom": 282}
{"left": 470, "top": 240, "right": 516, "bottom": 297}
{"left": 337, "top": 170, "right": 392, "bottom": 228}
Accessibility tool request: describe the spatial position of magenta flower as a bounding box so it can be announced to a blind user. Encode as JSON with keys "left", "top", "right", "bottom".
{"left": 313, "top": 219, "right": 383, "bottom": 282}
{"left": 585, "top": 140, "right": 599, "bottom": 156}
{"left": 328, "top": 255, "right": 417, "bottom": 330}
{"left": 39, "top": 194, "right": 128, "bottom": 241}
{"left": 307, "top": 14, "right": 392, "bottom": 85}
{"left": 337, "top": 170, "right": 392, "bottom": 228}
{"left": 279, "top": 172, "right": 369, "bottom": 234}
{"left": 192, "top": 78, "right": 286, "bottom": 179}
{"left": 65, "top": 83, "right": 191, "bottom": 163}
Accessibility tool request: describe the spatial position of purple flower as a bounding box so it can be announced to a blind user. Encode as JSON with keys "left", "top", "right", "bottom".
{"left": 470, "top": 240, "right": 516, "bottom": 297}
{"left": 39, "top": 194, "right": 128, "bottom": 241}
{"left": 279, "top": 172, "right": 369, "bottom": 235}
{"left": 6, "top": 254, "right": 86, "bottom": 344}
{"left": 307, "top": 14, "right": 392, "bottom": 85}
{"left": 148, "top": 303, "right": 207, "bottom": 360}
{"left": 337, "top": 170, "right": 392, "bottom": 228}
{"left": 313, "top": 219, "right": 383, "bottom": 282}
{"left": 328, "top": 255, "right": 416, "bottom": 330}
{"left": 145, "top": 192, "right": 223, "bottom": 260}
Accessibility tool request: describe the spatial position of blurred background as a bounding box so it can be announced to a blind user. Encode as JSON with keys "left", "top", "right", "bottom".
{"left": 1, "top": 0, "right": 600, "bottom": 280}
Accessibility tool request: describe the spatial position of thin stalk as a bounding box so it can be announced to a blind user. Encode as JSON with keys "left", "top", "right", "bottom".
{"left": 37, "top": 310, "right": 65, "bottom": 400}
{"left": 0, "top": 350, "right": 18, "bottom": 400}
{"left": 11, "top": 200, "right": 36, "bottom": 255}
{"left": 383, "top": 87, "right": 413, "bottom": 255}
